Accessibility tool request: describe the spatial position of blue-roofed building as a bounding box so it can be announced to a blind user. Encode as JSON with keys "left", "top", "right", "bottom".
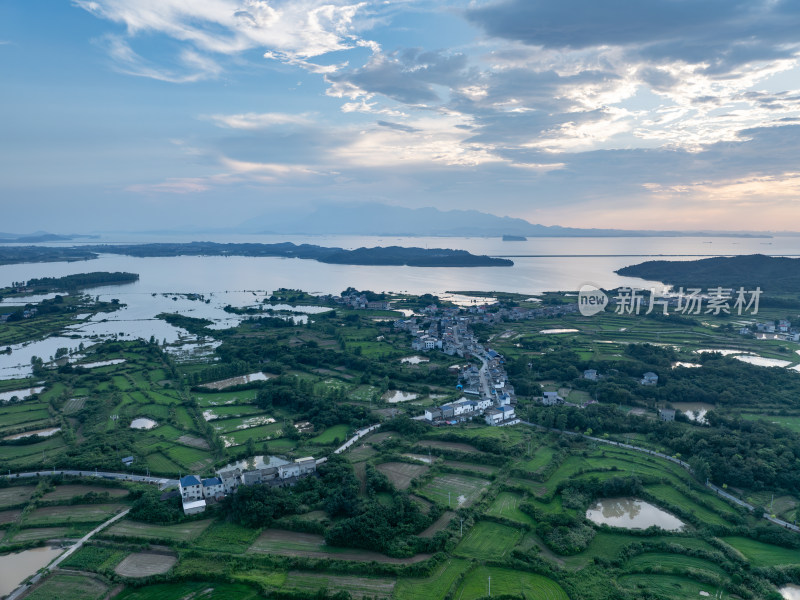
{"left": 202, "top": 477, "right": 224, "bottom": 499}
{"left": 179, "top": 475, "right": 202, "bottom": 501}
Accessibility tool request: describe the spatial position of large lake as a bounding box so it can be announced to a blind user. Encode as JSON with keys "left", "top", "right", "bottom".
{"left": 1, "top": 234, "right": 798, "bottom": 379}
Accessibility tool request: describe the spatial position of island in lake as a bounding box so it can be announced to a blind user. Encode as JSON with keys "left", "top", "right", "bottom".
{"left": 616, "top": 254, "right": 800, "bottom": 293}
{"left": 502, "top": 234, "right": 527, "bottom": 241}
{"left": 0, "top": 242, "right": 513, "bottom": 268}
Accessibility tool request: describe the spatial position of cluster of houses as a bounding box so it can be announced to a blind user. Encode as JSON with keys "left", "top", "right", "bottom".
{"left": 323, "top": 291, "right": 392, "bottom": 311}
{"left": 178, "top": 456, "right": 317, "bottom": 515}
{"left": 740, "top": 320, "right": 800, "bottom": 342}
{"left": 423, "top": 396, "right": 519, "bottom": 427}
{"left": 0, "top": 308, "right": 37, "bottom": 322}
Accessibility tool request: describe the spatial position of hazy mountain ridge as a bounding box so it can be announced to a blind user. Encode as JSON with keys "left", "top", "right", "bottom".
{"left": 238, "top": 204, "right": 773, "bottom": 237}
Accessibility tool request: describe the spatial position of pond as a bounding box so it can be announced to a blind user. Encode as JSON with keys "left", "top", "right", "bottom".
{"left": 671, "top": 361, "right": 701, "bottom": 369}
{"left": 383, "top": 390, "right": 419, "bottom": 403}
{"left": 130, "top": 417, "right": 158, "bottom": 430}
{"left": 781, "top": 584, "right": 800, "bottom": 600}
{"left": 4, "top": 427, "right": 61, "bottom": 440}
{"left": 78, "top": 358, "right": 126, "bottom": 369}
{"left": 671, "top": 402, "right": 715, "bottom": 424}
{"left": 585, "top": 497, "right": 685, "bottom": 531}
{"left": 199, "top": 372, "right": 270, "bottom": 390}
{"left": 539, "top": 329, "right": 579, "bottom": 334}
{"left": 400, "top": 356, "right": 429, "bottom": 364}
{"left": 0, "top": 386, "right": 44, "bottom": 402}
{"left": 733, "top": 355, "right": 792, "bottom": 368}
{"left": 0, "top": 546, "right": 63, "bottom": 596}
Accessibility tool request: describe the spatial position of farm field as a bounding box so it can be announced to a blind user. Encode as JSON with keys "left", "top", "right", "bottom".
{"left": 454, "top": 521, "right": 521, "bottom": 560}
{"left": 114, "top": 581, "right": 262, "bottom": 600}
{"left": 619, "top": 574, "right": 723, "bottom": 599}
{"left": 22, "top": 573, "right": 108, "bottom": 600}
{"left": 455, "top": 565, "right": 569, "bottom": 600}
{"left": 0, "top": 485, "right": 35, "bottom": 508}
{"left": 280, "top": 571, "right": 395, "bottom": 599}
{"left": 721, "top": 536, "right": 800, "bottom": 566}
{"left": 375, "top": 461, "right": 428, "bottom": 489}
{"left": 394, "top": 558, "right": 469, "bottom": 600}
{"left": 486, "top": 491, "right": 535, "bottom": 525}
{"left": 419, "top": 473, "right": 490, "bottom": 508}
{"left": 248, "top": 529, "right": 431, "bottom": 563}
{"left": 115, "top": 552, "right": 177, "bottom": 577}
{"left": 41, "top": 484, "right": 129, "bottom": 501}
{"left": 23, "top": 503, "right": 125, "bottom": 525}
{"left": 103, "top": 518, "right": 213, "bottom": 541}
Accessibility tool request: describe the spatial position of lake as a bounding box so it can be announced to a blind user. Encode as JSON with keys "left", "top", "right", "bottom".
{"left": 781, "top": 584, "right": 800, "bottom": 600}
{"left": 585, "top": 497, "right": 685, "bottom": 531}
{"left": 0, "top": 546, "right": 63, "bottom": 596}
{"left": 2, "top": 234, "right": 799, "bottom": 379}
{"left": 670, "top": 402, "right": 715, "bottom": 423}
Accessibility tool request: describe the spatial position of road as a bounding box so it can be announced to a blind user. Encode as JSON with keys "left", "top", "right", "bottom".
{"left": 6, "top": 508, "right": 130, "bottom": 600}
{"left": 477, "top": 356, "right": 493, "bottom": 400}
{"left": 6, "top": 469, "right": 176, "bottom": 489}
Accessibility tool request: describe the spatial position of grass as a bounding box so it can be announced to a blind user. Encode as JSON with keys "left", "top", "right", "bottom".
{"left": 619, "top": 574, "right": 724, "bottom": 599}
{"left": 645, "top": 484, "right": 736, "bottom": 526}
{"left": 721, "top": 536, "right": 800, "bottom": 566}
{"left": 454, "top": 521, "right": 521, "bottom": 560}
{"left": 455, "top": 565, "right": 568, "bottom": 600}
{"left": 519, "top": 446, "right": 555, "bottom": 473}
{"left": 41, "top": 484, "right": 128, "bottom": 502}
{"left": 0, "top": 486, "right": 35, "bottom": 508}
{"left": 61, "top": 544, "right": 128, "bottom": 572}
{"left": 486, "top": 492, "right": 535, "bottom": 525}
{"left": 115, "top": 581, "right": 261, "bottom": 600}
{"left": 22, "top": 573, "right": 108, "bottom": 600}
{"left": 281, "top": 571, "right": 395, "bottom": 599}
{"left": 625, "top": 552, "right": 728, "bottom": 578}
{"left": 103, "top": 518, "right": 213, "bottom": 541}
{"left": 194, "top": 521, "right": 261, "bottom": 554}
{"left": 309, "top": 423, "right": 349, "bottom": 444}
{"left": 394, "top": 558, "right": 469, "bottom": 600}
{"left": 23, "top": 503, "right": 125, "bottom": 526}
{"left": 376, "top": 462, "right": 428, "bottom": 490}
{"left": 419, "top": 473, "right": 491, "bottom": 508}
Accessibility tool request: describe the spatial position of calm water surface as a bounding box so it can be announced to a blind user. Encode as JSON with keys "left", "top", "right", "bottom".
{"left": 586, "top": 497, "right": 685, "bottom": 531}
{"left": 0, "top": 546, "right": 63, "bottom": 596}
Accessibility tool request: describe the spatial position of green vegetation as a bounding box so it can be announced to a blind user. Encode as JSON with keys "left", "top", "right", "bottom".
{"left": 454, "top": 521, "right": 522, "bottom": 559}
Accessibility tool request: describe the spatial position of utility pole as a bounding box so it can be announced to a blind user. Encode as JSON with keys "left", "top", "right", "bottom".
{"left": 460, "top": 518, "right": 464, "bottom": 537}
{"left": 488, "top": 576, "right": 491, "bottom": 597}
{"left": 448, "top": 491, "right": 451, "bottom": 507}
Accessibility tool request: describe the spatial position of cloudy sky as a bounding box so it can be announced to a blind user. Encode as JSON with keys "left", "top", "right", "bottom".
{"left": 2, "top": 0, "right": 800, "bottom": 232}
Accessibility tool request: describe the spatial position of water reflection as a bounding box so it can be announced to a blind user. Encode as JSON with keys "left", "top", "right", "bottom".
{"left": 585, "top": 497, "right": 685, "bottom": 531}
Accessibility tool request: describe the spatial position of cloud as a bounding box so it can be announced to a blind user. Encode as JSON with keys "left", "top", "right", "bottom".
{"left": 126, "top": 178, "right": 211, "bottom": 194}
{"left": 206, "top": 112, "right": 315, "bottom": 130}
{"left": 102, "top": 35, "right": 221, "bottom": 82}
{"left": 74, "top": 0, "right": 374, "bottom": 81}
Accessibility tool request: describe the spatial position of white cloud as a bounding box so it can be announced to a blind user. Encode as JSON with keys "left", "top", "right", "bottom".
{"left": 206, "top": 112, "right": 315, "bottom": 130}
{"left": 74, "top": 0, "right": 374, "bottom": 81}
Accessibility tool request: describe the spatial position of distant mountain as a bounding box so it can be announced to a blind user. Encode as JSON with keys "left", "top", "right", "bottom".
{"left": 237, "top": 204, "right": 770, "bottom": 238}
{"left": 0, "top": 232, "right": 98, "bottom": 243}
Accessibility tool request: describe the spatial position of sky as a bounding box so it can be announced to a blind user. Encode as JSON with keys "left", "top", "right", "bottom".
{"left": 2, "top": 0, "right": 800, "bottom": 233}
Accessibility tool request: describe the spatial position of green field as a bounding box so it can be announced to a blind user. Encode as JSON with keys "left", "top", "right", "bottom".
{"left": 103, "top": 518, "right": 213, "bottom": 541}
{"left": 454, "top": 521, "right": 522, "bottom": 560}
{"left": 420, "top": 473, "right": 491, "bottom": 508}
{"left": 115, "top": 581, "right": 261, "bottom": 600}
{"left": 0, "top": 486, "right": 35, "bottom": 508}
{"left": 486, "top": 492, "right": 535, "bottom": 525}
{"left": 22, "top": 573, "right": 108, "bottom": 600}
{"left": 721, "top": 536, "right": 800, "bottom": 566}
{"left": 455, "top": 565, "right": 569, "bottom": 600}
{"left": 194, "top": 521, "right": 261, "bottom": 554}
{"left": 619, "top": 574, "right": 724, "bottom": 599}
{"left": 625, "top": 552, "right": 729, "bottom": 579}
{"left": 23, "top": 503, "right": 125, "bottom": 526}
{"left": 394, "top": 559, "right": 469, "bottom": 600}
{"left": 310, "top": 423, "right": 350, "bottom": 444}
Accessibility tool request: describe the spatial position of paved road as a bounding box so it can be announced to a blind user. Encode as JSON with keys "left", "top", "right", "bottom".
{"left": 6, "top": 469, "right": 176, "bottom": 489}
{"left": 6, "top": 508, "right": 130, "bottom": 600}
{"left": 519, "top": 420, "right": 799, "bottom": 534}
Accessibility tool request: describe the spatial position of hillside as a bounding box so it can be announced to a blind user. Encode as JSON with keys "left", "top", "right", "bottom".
{"left": 616, "top": 254, "right": 800, "bottom": 293}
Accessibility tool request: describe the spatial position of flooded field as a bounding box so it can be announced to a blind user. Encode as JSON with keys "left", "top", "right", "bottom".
{"left": 200, "top": 372, "right": 270, "bottom": 390}
{"left": 383, "top": 390, "right": 419, "bottom": 403}
{"left": 400, "top": 356, "right": 429, "bottom": 364}
{"left": 585, "top": 497, "right": 685, "bottom": 531}
{"left": 0, "top": 386, "right": 44, "bottom": 402}
{"left": 130, "top": 417, "right": 158, "bottom": 430}
{"left": 671, "top": 402, "right": 715, "bottom": 424}
{"left": 0, "top": 546, "right": 63, "bottom": 596}
{"left": 781, "top": 584, "right": 800, "bottom": 600}
{"left": 734, "top": 355, "right": 792, "bottom": 368}
{"left": 4, "top": 427, "right": 61, "bottom": 440}
{"left": 539, "top": 329, "right": 579, "bottom": 334}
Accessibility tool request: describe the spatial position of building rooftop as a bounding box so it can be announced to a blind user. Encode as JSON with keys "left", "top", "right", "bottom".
{"left": 179, "top": 475, "right": 201, "bottom": 487}
{"left": 182, "top": 499, "right": 206, "bottom": 510}
{"left": 202, "top": 477, "right": 222, "bottom": 487}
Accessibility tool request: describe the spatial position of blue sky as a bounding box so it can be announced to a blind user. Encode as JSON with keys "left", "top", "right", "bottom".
{"left": 2, "top": 0, "right": 800, "bottom": 232}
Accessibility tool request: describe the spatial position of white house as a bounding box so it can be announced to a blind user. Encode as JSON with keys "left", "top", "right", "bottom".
{"left": 296, "top": 457, "right": 317, "bottom": 476}
{"left": 641, "top": 372, "right": 659, "bottom": 386}
{"left": 182, "top": 498, "right": 206, "bottom": 515}
{"left": 484, "top": 407, "right": 503, "bottom": 425}
{"left": 279, "top": 462, "right": 301, "bottom": 479}
{"left": 424, "top": 408, "right": 443, "bottom": 421}
{"left": 542, "top": 392, "right": 563, "bottom": 406}
{"left": 583, "top": 369, "right": 598, "bottom": 381}
{"left": 217, "top": 468, "right": 241, "bottom": 494}
{"left": 202, "top": 477, "right": 225, "bottom": 499}
{"left": 179, "top": 475, "right": 203, "bottom": 501}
